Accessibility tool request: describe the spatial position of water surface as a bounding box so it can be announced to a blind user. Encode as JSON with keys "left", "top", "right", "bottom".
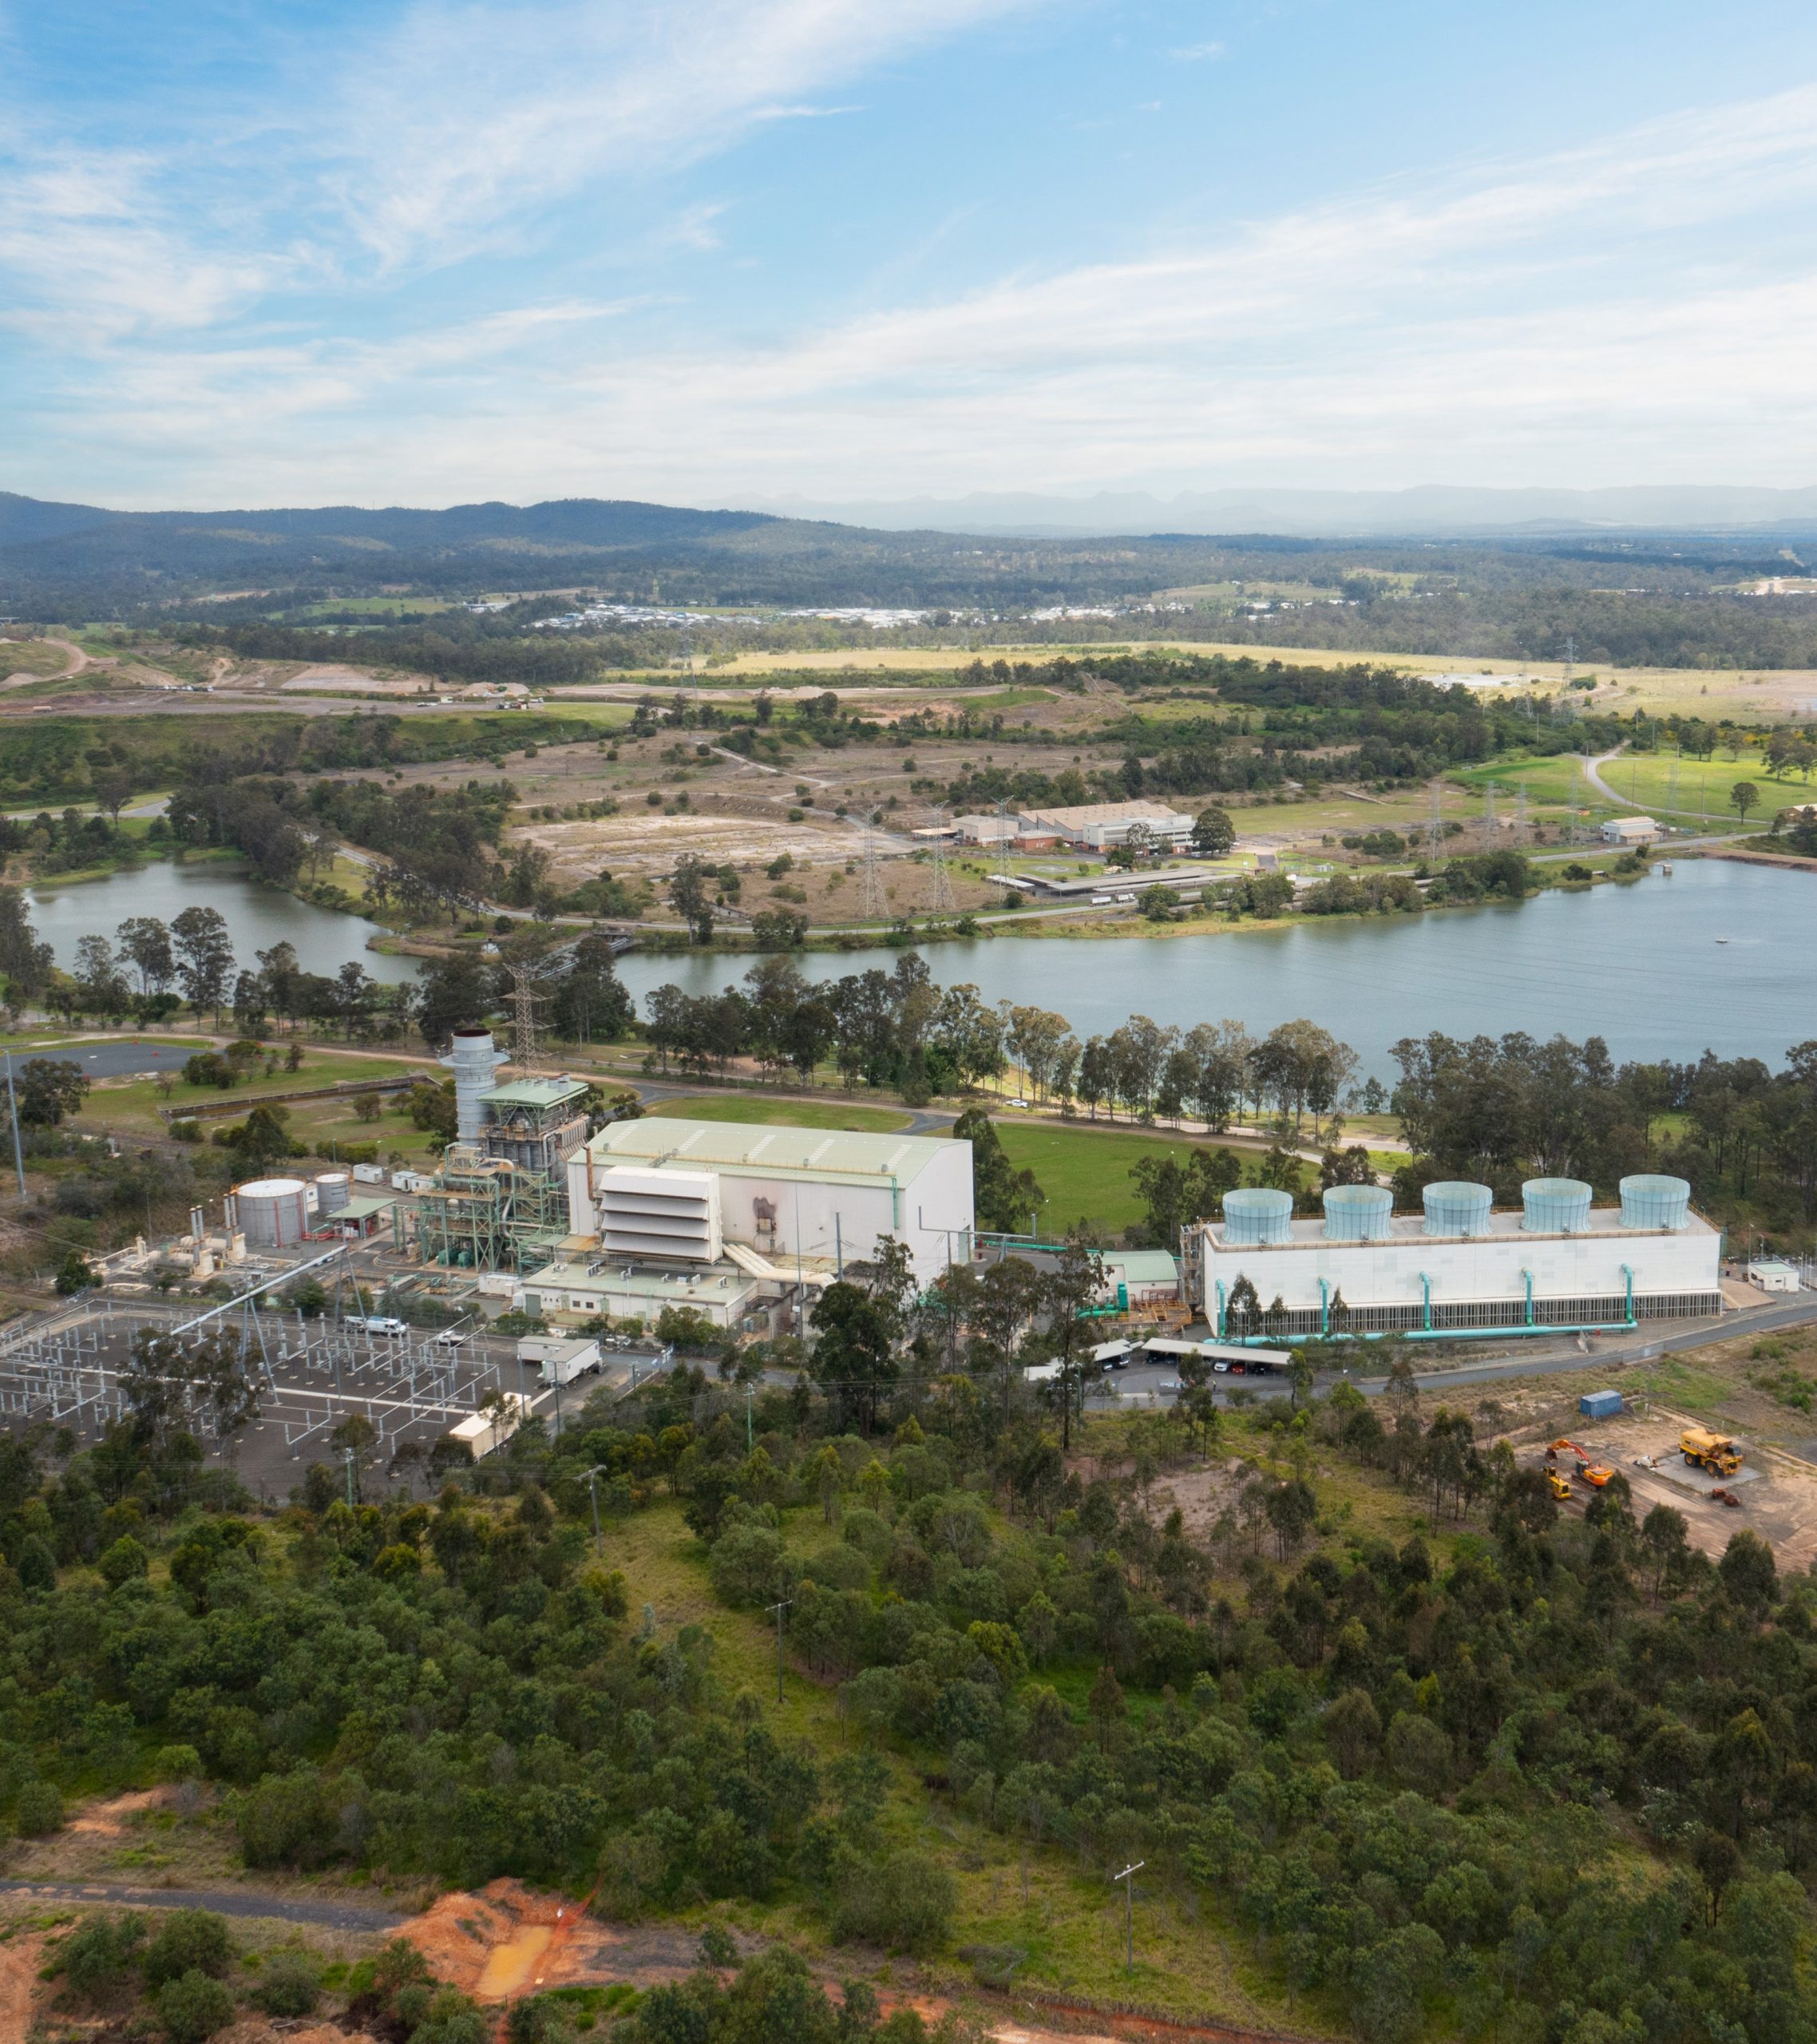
{"left": 614, "top": 860, "right": 1817, "bottom": 1079}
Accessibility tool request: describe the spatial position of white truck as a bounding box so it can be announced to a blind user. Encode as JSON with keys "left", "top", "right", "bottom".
{"left": 362, "top": 1316, "right": 409, "bottom": 1337}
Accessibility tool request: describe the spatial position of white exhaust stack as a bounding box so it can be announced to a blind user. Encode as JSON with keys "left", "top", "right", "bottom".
{"left": 440, "top": 1028, "right": 509, "bottom": 1143}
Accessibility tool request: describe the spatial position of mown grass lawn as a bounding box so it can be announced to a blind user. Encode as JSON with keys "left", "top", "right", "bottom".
{"left": 985, "top": 1118, "right": 1336, "bottom": 1239}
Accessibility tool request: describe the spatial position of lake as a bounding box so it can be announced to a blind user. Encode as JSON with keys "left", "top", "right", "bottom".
{"left": 613, "top": 859, "right": 1817, "bottom": 1079}
{"left": 26, "top": 858, "right": 418, "bottom": 986}
{"left": 25, "top": 856, "right": 1816, "bottom": 1079}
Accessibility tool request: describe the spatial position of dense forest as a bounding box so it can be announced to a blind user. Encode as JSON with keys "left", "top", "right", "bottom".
{"left": 2, "top": 1320, "right": 1814, "bottom": 2044}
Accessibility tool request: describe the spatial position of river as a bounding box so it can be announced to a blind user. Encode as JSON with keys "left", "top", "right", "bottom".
{"left": 26, "top": 858, "right": 418, "bottom": 986}
{"left": 613, "top": 859, "right": 1817, "bottom": 1079}
{"left": 22, "top": 856, "right": 1816, "bottom": 1079}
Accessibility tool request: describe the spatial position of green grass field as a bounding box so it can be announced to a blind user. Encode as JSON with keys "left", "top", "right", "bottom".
{"left": 641, "top": 1094, "right": 914, "bottom": 1133}
{"left": 991, "top": 1118, "right": 1250, "bottom": 1236}
{"left": 73, "top": 1052, "right": 427, "bottom": 1141}
{"left": 1456, "top": 748, "right": 1807, "bottom": 826}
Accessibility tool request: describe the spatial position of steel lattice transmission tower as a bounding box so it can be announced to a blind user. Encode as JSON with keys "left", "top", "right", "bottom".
{"left": 508, "top": 962, "right": 551, "bottom": 1072}
{"left": 928, "top": 806, "right": 956, "bottom": 913}
{"left": 858, "top": 816, "right": 887, "bottom": 920}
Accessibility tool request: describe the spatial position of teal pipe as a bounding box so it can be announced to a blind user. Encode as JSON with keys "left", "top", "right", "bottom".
{"left": 1319, "top": 1278, "right": 1329, "bottom": 1337}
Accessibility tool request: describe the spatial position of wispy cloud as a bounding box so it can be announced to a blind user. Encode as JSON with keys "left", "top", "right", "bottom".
{"left": 325, "top": 0, "right": 1040, "bottom": 267}
{"left": 9, "top": 31, "right": 1817, "bottom": 506}
{"left": 1169, "top": 40, "right": 1225, "bottom": 60}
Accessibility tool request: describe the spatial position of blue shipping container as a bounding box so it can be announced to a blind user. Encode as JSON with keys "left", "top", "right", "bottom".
{"left": 1578, "top": 1389, "right": 1624, "bottom": 1420}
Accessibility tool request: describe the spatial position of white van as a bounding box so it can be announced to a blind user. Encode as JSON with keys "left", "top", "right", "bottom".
{"left": 362, "top": 1316, "right": 409, "bottom": 1337}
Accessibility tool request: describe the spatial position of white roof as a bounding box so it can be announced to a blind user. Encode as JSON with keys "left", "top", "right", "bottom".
{"left": 590, "top": 1117, "right": 956, "bottom": 1186}
{"left": 1019, "top": 799, "right": 1191, "bottom": 829}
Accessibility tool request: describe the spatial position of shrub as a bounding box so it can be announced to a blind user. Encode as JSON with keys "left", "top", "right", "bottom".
{"left": 15, "top": 1778, "right": 64, "bottom": 1835}
{"left": 57, "top": 1910, "right": 145, "bottom": 1996}
{"left": 250, "top": 1951, "right": 320, "bottom": 2016}
{"left": 142, "top": 1909, "right": 233, "bottom": 1990}
{"left": 156, "top": 1967, "right": 236, "bottom": 2044}
{"left": 829, "top": 1847, "right": 956, "bottom": 1953}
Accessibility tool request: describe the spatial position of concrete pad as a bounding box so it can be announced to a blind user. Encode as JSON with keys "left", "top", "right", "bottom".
{"left": 1647, "top": 1456, "right": 1762, "bottom": 1496}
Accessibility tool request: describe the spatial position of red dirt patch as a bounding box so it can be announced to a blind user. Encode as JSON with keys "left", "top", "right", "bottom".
{"left": 394, "top": 1880, "right": 703, "bottom": 2002}
{"left": 0, "top": 1930, "right": 46, "bottom": 2039}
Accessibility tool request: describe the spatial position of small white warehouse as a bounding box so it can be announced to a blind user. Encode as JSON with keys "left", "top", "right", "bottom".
{"left": 1192, "top": 1175, "right": 1719, "bottom": 1338}
{"left": 1600, "top": 816, "right": 1661, "bottom": 845}
{"left": 566, "top": 1117, "right": 975, "bottom": 1289}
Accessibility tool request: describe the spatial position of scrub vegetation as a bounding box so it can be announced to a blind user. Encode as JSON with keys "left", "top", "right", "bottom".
{"left": 2, "top": 1325, "right": 1815, "bottom": 2044}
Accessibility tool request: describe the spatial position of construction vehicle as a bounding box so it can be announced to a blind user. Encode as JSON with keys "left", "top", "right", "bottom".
{"left": 1547, "top": 1438, "right": 1617, "bottom": 1487}
{"left": 1680, "top": 1427, "right": 1743, "bottom": 1477}
{"left": 1546, "top": 1468, "right": 1574, "bottom": 1502}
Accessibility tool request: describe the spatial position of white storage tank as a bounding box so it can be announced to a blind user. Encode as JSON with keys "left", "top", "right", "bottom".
{"left": 315, "top": 1171, "right": 350, "bottom": 1215}
{"left": 236, "top": 1177, "right": 310, "bottom": 1248}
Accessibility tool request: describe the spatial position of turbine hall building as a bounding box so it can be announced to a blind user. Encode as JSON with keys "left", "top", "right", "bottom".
{"left": 519, "top": 1116, "right": 976, "bottom": 1333}
{"left": 1189, "top": 1175, "right": 1720, "bottom": 1341}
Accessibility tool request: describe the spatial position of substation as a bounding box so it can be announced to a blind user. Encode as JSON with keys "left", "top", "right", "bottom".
{"left": 0, "top": 1027, "right": 976, "bottom": 1493}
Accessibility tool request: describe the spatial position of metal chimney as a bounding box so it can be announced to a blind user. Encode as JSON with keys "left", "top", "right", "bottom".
{"left": 439, "top": 1028, "right": 509, "bottom": 1143}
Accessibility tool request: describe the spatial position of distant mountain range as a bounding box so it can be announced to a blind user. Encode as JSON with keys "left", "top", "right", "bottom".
{"left": 2, "top": 485, "right": 1813, "bottom": 622}
{"left": 750, "top": 483, "right": 1817, "bottom": 537}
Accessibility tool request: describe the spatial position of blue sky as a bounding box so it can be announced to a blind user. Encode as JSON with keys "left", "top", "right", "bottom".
{"left": 4, "top": 0, "right": 1817, "bottom": 509}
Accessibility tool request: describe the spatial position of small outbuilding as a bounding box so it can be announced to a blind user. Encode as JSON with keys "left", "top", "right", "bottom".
{"left": 1578, "top": 1388, "right": 1624, "bottom": 1420}
{"left": 1747, "top": 1258, "right": 1802, "bottom": 1293}
{"left": 1599, "top": 816, "right": 1661, "bottom": 845}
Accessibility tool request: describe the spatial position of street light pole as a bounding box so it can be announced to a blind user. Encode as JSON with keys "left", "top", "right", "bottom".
{"left": 1112, "top": 1860, "right": 1143, "bottom": 1974}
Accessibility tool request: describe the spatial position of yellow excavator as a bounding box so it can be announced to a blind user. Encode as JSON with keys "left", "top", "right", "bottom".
{"left": 1680, "top": 1427, "right": 1743, "bottom": 1477}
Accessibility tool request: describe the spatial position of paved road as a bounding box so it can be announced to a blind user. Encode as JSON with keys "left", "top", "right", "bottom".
{"left": 0, "top": 1879, "right": 403, "bottom": 1931}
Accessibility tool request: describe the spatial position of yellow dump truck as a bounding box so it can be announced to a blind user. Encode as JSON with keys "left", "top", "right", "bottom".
{"left": 1680, "top": 1427, "right": 1743, "bottom": 1477}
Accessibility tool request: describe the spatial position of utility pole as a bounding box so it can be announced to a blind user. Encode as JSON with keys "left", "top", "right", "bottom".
{"left": 742, "top": 1383, "right": 756, "bottom": 1451}
{"left": 1113, "top": 1860, "right": 1143, "bottom": 1974}
{"left": 343, "top": 1447, "right": 355, "bottom": 1507}
{"left": 2, "top": 1052, "right": 23, "bottom": 1200}
{"left": 764, "top": 1596, "right": 793, "bottom": 1703}
{"left": 584, "top": 1465, "right": 607, "bottom": 1557}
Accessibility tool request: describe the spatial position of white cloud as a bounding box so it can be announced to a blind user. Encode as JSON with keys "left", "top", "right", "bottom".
{"left": 1169, "top": 40, "right": 1225, "bottom": 60}
{"left": 13, "top": 76, "right": 1817, "bottom": 503}
{"left": 326, "top": 0, "right": 1042, "bottom": 267}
